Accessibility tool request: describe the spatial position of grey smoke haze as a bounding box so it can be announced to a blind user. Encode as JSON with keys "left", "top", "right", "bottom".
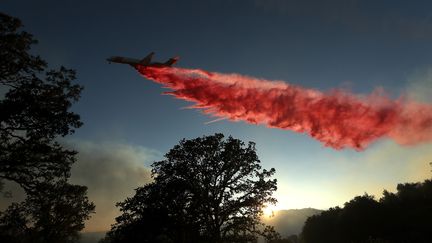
{"left": 0, "top": 140, "right": 159, "bottom": 233}
{"left": 69, "top": 140, "right": 159, "bottom": 232}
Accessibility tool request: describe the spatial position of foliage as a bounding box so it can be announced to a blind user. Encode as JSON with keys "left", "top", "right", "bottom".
{"left": 103, "top": 134, "right": 278, "bottom": 243}
{"left": 0, "top": 181, "right": 95, "bottom": 243}
{"left": 262, "top": 225, "right": 282, "bottom": 243}
{"left": 300, "top": 179, "right": 432, "bottom": 243}
{"left": 0, "top": 12, "right": 94, "bottom": 242}
{"left": 262, "top": 226, "right": 299, "bottom": 243}
{"left": 0, "top": 12, "right": 83, "bottom": 191}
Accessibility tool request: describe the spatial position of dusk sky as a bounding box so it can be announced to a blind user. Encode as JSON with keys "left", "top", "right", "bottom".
{"left": 3, "top": 0, "right": 432, "bottom": 232}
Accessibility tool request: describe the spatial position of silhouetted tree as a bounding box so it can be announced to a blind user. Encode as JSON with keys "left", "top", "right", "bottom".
{"left": 379, "top": 180, "right": 432, "bottom": 242}
{"left": 0, "top": 12, "right": 82, "bottom": 191}
{"left": 103, "top": 134, "right": 278, "bottom": 243}
{"left": 300, "top": 206, "right": 342, "bottom": 243}
{"left": 300, "top": 179, "right": 432, "bottom": 243}
{"left": 262, "top": 225, "right": 282, "bottom": 243}
{"left": 264, "top": 230, "right": 299, "bottom": 243}
{"left": 0, "top": 181, "right": 94, "bottom": 243}
{"left": 0, "top": 12, "right": 94, "bottom": 242}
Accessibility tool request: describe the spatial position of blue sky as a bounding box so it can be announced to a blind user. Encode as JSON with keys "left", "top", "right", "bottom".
{"left": 3, "top": 0, "right": 432, "bottom": 231}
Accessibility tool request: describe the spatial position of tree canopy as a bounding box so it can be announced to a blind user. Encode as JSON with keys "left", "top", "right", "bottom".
{"left": 301, "top": 179, "right": 432, "bottom": 243}
{"left": 0, "top": 12, "right": 94, "bottom": 242}
{"left": 103, "top": 133, "right": 278, "bottom": 243}
{"left": 0, "top": 181, "right": 94, "bottom": 243}
{"left": 0, "top": 12, "right": 83, "bottom": 191}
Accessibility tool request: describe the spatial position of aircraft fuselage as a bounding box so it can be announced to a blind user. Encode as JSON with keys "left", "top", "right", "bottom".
{"left": 107, "top": 56, "right": 141, "bottom": 66}
{"left": 107, "top": 52, "right": 178, "bottom": 67}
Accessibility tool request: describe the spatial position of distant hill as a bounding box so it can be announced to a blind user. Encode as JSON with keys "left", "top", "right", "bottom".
{"left": 262, "top": 208, "right": 322, "bottom": 237}
{"left": 79, "top": 232, "right": 105, "bottom": 243}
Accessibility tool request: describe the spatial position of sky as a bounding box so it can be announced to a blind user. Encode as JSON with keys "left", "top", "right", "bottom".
{"left": 2, "top": 0, "right": 432, "bottom": 232}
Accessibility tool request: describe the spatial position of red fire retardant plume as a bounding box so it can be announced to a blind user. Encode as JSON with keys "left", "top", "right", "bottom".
{"left": 136, "top": 66, "right": 432, "bottom": 150}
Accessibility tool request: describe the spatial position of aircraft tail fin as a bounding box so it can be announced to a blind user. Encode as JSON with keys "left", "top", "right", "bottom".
{"left": 164, "top": 56, "right": 179, "bottom": 66}
{"left": 140, "top": 52, "right": 155, "bottom": 65}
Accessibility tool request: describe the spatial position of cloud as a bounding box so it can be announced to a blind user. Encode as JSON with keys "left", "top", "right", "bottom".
{"left": 68, "top": 140, "right": 159, "bottom": 232}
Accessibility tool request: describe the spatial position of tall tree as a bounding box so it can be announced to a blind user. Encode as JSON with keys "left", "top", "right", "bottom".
{"left": 0, "top": 12, "right": 94, "bottom": 242}
{"left": 103, "top": 134, "right": 278, "bottom": 243}
{"left": 0, "top": 12, "right": 82, "bottom": 191}
{"left": 0, "top": 181, "right": 95, "bottom": 243}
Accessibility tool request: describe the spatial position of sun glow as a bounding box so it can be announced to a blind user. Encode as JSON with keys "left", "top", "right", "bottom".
{"left": 262, "top": 204, "right": 279, "bottom": 218}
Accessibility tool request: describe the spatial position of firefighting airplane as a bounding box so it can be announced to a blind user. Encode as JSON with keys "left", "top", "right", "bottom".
{"left": 107, "top": 52, "right": 179, "bottom": 67}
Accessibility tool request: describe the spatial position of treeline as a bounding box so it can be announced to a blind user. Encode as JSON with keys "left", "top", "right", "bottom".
{"left": 300, "top": 179, "right": 432, "bottom": 243}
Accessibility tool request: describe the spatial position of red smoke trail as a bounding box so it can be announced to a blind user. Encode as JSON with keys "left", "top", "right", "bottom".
{"left": 136, "top": 66, "right": 432, "bottom": 150}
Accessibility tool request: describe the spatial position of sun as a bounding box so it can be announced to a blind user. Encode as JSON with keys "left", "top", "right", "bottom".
{"left": 262, "top": 204, "right": 278, "bottom": 218}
